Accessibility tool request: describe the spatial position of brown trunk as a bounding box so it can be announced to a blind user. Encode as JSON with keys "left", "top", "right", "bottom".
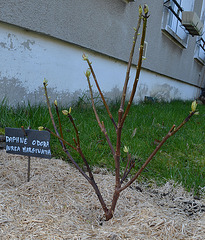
{"left": 105, "top": 190, "right": 120, "bottom": 221}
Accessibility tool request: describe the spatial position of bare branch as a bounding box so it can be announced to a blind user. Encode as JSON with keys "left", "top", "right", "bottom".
{"left": 121, "top": 12, "right": 149, "bottom": 127}
{"left": 120, "top": 154, "right": 135, "bottom": 184}
{"left": 43, "top": 80, "right": 59, "bottom": 135}
{"left": 83, "top": 57, "right": 117, "bottom": 130}
{"left": 43, "top": 80, "right": 64, "bottom": 149}
{"left": 119, "top": 111, "right": 196, "bottom": 192}
{"left": 170, "top": 111, "right": 196, "bottom": 136}
{"left": 115, "top": 108, "right": 124, "bottom": 188}
{"left": 54, "top": 101, "right": 65, "bottom": 149}
{"left": 63, "top": 148, "right": 90, "bottom": 181}
{"left": 86, "top": 72, "right": 115, "bottom": 156}
{"left": 120, "top": 5, "right": 143, "bottom": 110}
{"left": 44, "top": 127, "right": 77, "bottom": 151}
{"left": 63, "top": 144, "right": 109, "bottom": 217}
{"left": 66, "top": 113, "right": 80, "bottom": 146}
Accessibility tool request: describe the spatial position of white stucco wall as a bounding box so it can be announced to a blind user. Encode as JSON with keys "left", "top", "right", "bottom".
{"left": 0, "top": 22, "right": 200, "bottom": 106}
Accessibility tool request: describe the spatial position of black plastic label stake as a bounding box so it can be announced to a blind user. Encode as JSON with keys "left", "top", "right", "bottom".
{"left": 5, "top": 127, "right": 51, "bottom": 159}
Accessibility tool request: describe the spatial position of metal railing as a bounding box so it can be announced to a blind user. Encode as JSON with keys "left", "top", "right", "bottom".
{"left": 164, "top": 0, "right": 183, "bottom": 22}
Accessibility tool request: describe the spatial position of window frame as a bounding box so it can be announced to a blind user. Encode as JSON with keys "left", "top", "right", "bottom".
{"left": 194, "top": 1, "right": 205, "bottom": 65}
{"left": 162, "top": 0, "right": 194, "bottom": 48}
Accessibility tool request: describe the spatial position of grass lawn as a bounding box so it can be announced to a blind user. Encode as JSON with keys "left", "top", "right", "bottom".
{"left": 1, "top": 99, "right": 204, "bottom": 195}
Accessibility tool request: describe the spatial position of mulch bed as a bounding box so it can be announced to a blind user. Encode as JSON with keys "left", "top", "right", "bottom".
{"left": 0, "top": 150, "right": 204, "bottom": 239}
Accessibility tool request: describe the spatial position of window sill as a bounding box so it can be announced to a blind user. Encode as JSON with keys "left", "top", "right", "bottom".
{"left": 194, "top": 56, "right": 205, "bottom": 65}
{"left": 161, "top": 26, "right": 188, "bottom": 49}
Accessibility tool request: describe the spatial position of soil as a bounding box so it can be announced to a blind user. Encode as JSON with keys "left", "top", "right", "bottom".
{"left": 0, "top": 150, "right": 205, "bottom": 239}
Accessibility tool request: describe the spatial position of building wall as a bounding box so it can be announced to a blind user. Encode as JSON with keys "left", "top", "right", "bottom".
{"left": 0, "top": 0, "right": 204, "bottom": 105}
{"left": 0, "top": 22, "right": 199, "bottom": 106}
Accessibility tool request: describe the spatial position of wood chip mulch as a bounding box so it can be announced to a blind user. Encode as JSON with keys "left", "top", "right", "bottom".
{"left": 0, "top": 150, "right": 204, "bottom": 239}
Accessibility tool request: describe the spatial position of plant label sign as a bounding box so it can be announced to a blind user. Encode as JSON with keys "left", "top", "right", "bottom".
{"left": 5, "top": 127, "right": 51, "bottom": 159}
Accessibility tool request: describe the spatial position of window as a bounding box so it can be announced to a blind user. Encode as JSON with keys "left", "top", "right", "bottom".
{"left": 195, "top": 1, "right": 205, "bottom": 65}
{"left": 162, "top": 0, "right": 194, "bottom": 48}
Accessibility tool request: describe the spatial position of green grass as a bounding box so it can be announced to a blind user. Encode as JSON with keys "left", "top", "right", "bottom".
{"left": 0, "top": 100, "right": 204, "bottom": 195}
